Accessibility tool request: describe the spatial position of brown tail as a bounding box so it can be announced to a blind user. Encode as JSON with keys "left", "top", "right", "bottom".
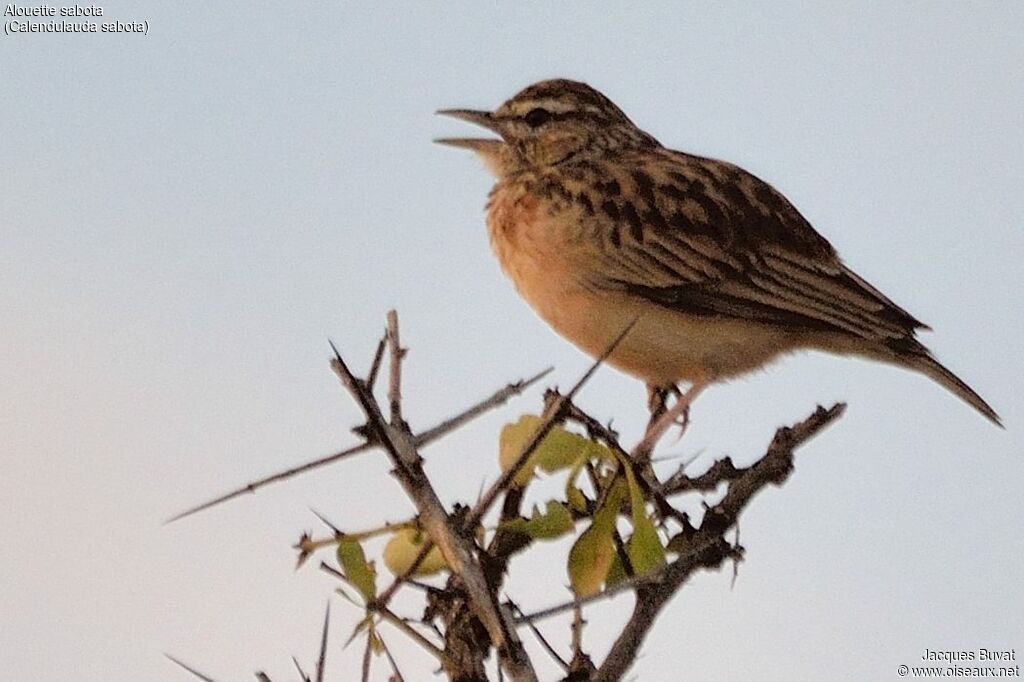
{"left": 901, "top": 352, "right": 1002, "bottom": 428}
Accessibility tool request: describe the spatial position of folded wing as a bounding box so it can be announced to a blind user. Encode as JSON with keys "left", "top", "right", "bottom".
{"left": 580, "top": 150, "right": 929, "bottom": 348}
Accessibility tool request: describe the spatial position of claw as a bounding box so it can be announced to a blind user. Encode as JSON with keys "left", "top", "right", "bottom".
{"left": 670, "top": 404, "right": 691, "bottom": 443}
{"left": 637, "top": 380, "right": 707, "bottom": 454}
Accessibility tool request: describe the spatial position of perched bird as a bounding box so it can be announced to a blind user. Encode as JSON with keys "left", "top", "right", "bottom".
{"left": 437, "top": 79, "right": 1000, "bottom": 427}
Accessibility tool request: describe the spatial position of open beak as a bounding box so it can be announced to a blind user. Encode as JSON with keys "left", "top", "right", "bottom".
{"left": 434, "top": 109, "right": 506, "bottom": 152}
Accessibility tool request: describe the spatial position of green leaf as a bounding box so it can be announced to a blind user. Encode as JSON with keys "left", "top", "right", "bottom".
{"left": 567, "top": 481, "right": 625, "bottom": 597}
{"left": 500, "top": 500, "right": 575, "bottom": 540}
{"left": 564, "top": 449, "right": 593, "bottom": 512}
{"left": 368, "top": 626, "right": 384, "bottom": 655}
{"left": 500, "top": 415, "right": 615, "bottom": 486}
{"left": 605, "top": 552, "right": 628, "bottom": 589}
{"left": 337, "top": 538, "right": 377, "bottom": 603}
{"left": 626, "top": 513, "right": 666, "bottom": 575}
{"left": 618, "top": 453, "right": 666, "bottom": 576}
{"left": 567, "top": 521, "right": 616, "bottom": 598}
{"left": 566, "top": 484, "right": 589, "bottom": 514}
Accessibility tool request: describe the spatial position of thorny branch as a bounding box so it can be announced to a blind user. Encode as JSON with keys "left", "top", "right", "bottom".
{"left": 327, "top": 314, "right": 538, "bottom": 682}
{"left": 166, "top": 366, "right": 552, "bottom": 523}
{"left": 175, "top": 311, "right": 846, "bottom": 681}
{"left": 592, "top": 402, "right": 846, "bottom": 682}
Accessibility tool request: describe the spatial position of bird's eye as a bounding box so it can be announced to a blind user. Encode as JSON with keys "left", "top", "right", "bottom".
{"left": 524, "top": 107, "right": 552, "bottom": 127}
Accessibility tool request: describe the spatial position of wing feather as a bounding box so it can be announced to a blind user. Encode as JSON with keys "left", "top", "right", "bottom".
{"left": 584, "top": 150, "right": 927, "bottom": 343}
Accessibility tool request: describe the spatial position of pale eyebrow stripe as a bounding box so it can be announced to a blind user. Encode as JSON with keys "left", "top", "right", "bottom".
{"left": 509, "top": 97, "right": 577, "bottom": 115}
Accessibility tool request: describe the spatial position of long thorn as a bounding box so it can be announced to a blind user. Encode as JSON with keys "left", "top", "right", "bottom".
{"left": 292, "top": 656, "right": 310, "bottom": 682}
{"left": 366, "top": 332, "right": 388, "bottom": 390}
{"left": 360, "top": 626, "right": 373, "bottom": 682}
{"left": 376, "top": 632, "right": 407, "bottom": 682}
{"left": 377, "top": 605, "right": 447, "bottom": 662}
{"left": 164, "top": 441, "right": 373, "bottom": 523}
{"left": 166, "top": 367, "right": 551, "bottom": 523}
{"left": 510, "top": 600, "right": 569, "bottom": 671}
{"left": 165, "top": 654, "right": 219, "bottom": 682}
{"left": 315, "top": 601, "right": 330, "bottom": 682}
{"left": 310, "top": 508, "right": 342, "bottom": 535}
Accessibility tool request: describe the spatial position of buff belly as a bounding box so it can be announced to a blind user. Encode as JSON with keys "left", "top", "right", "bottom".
{"left": 517, "top": 280, "right": 792, "bottom": 385}
{"left": 486, "top": 183, "right": 794, "bottom": 386}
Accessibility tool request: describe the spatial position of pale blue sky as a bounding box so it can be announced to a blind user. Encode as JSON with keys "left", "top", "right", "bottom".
{"left": 2, "top": 3, "right": 1022, "bottom": 680}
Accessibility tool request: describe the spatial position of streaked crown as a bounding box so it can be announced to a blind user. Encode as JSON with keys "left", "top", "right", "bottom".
{"left": 438, "top": 79, "right": 659, "bottom": 173}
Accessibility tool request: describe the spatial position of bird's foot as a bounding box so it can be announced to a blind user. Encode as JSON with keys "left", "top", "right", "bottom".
{"left": 637, "top": 381, "right": 705, "bottom": 454}
{"left": 646, "top": 384, "right": 672, "bottom": 417}
{"left": 670, "top": 403, "right": 691, "bottom": 443}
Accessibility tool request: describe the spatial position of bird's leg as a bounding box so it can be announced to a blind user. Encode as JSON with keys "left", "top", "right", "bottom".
{"left": 638, "top": 384, "right": 673, "bottom": 465}
{"left": 645, "top": 384, "right": 690, "bottom": 443}
{"left": 635, "top": 381, "right": 707, "bottom": 455}
{"left": 666, "top": 384, "right": 690, "bottom": 436}
{"left": 637, "top": 383, "right": 691, "bottom": 467}
{"left": 646, "top": 384, "right": 671, "bottom": 422}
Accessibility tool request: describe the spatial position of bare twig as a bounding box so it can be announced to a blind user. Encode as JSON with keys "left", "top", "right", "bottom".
{"left": 167, "top": 367, "right": 551, "bottom": 523}
{"left": 165, "top": 654, "right": 219, "bottom": 682}
{"left": 376, "top": 633, "right": 407, "bottom": 682}
{"left": 571, "top": 603, "right": 585, "bottom": 659}
{"left": 386, "top": 310, "right": 405, "bottom": 425}
{"left": 165, "top": 441, "right": 375, "bottom": 523}
{"left": 292, "top": 657, "right": 310, "bottom": 682}
{"left": 377, "top": 605, "right": 447, "bottom": 662}
{"left": 328, "top": 317, "right": 537, "bottom": 682}
{"left": 731, "top": 522, "right": 742, "bottom": 589}
{"left": 366, "top": 331, "right": 388, "bottom": 391}
{"left": 416, "top": 367, "right": 553, "bottom": 447}
{"left": 361, "top": 628, "right": 373, "bottom": 682}
{"left": 658, "top": 456, "right": 744, "bottom": 496}
{"left": 510, "top": 600, "right": 569, "bottom": 671}
{"left": 567, "top": 602, "right": 597, "bottom": 678}
{"left": 297, "top": 519, "right": 417, "bottom": 568}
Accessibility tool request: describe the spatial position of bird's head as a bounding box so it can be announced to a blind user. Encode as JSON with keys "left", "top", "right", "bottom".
{"left": 437, "top": 79, "right": 658, "bottom": 176}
